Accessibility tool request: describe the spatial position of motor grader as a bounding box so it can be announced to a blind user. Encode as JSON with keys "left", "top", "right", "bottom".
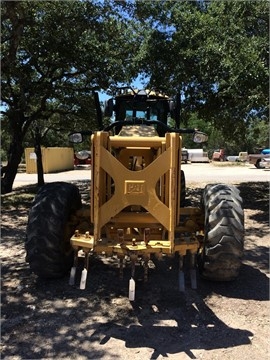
{"left": 25, "top": 88, "right": 244, "bottom": 294}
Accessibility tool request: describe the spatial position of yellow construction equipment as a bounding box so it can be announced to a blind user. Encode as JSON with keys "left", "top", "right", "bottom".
{"left": 26, "top": 88, "right": 244, "bottom": 295}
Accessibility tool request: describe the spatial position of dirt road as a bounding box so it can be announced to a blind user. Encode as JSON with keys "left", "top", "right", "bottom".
{"left": 1, "top": 171, "right": 269, "bottom": 359}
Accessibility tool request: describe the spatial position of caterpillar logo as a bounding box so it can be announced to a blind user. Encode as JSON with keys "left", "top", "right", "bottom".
{"left": 125, "top": 181, "right": 145, "bottom": 195}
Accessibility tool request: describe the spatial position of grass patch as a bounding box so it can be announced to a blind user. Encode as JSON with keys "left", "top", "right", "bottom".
{"left": 211, "top": 161, "right": 248, "bottom": 167}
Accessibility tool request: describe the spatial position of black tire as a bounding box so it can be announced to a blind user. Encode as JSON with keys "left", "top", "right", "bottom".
{"left": 199, "top": 184, "right": 244, "bottom": 281}
{"left": 255, "top": 159, "right": 264, "bottom": 169}
{"left": 180, "top": 170, "right": 186, "bottom": 207}
{"left": 25, "top": 182, "right": 82, "bottom": 278}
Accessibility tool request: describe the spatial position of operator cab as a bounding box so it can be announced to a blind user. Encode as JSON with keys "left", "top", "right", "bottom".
{"left": 68, "top": 88, "right": 208, "bottom": 144}
{"left": 104, "top": 88, "right": 174, "bottom": 136}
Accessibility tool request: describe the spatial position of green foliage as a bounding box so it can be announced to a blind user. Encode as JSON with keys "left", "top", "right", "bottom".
{"left": 1, "top": 0, "right": 269, "bottom": 191}
{"left": 245, "top": 114, "right": 269, "bottom": 152}
{"left": 0, "top": 116, "right": 12, "bottom": 161}
{"left": 131, "top": 0, "right": 269, "bottom": 139}
{"left": 1, "top": 1, "right": 137, "bottom": 125}
{"left": 1, "top": 0, "right": 140, "bottom": 191}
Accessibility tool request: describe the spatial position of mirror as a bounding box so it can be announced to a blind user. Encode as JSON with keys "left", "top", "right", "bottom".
{"left": 104, "top": 98, "right": 114, "bottom": 117}
{"left": 69, "top": 132, "right": 83, "bottom": 143}
{"left": 193, "top": 131, "right": 208, "bottom": 143}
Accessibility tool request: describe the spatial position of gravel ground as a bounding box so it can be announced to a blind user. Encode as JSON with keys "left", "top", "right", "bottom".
{"left": 1, "top": 176, "right": 269, "bottom": 360}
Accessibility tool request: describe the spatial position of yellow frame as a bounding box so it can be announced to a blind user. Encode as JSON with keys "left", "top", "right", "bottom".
{"left": 71, "top": 130, "right": 203, "bottom": 257}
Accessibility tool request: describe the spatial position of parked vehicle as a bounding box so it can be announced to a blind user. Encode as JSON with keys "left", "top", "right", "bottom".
{"left": 212, "top": 148, "right": 226, "bottom": 161}
{"left": 181, "top": 149, "right": 188, "bottom": 163}
{"left": 260, "top": 158, "right": 270, "bottom": 168}
{"left": 249, "top": 149, "right": 270, "bottom": 168}
{"left": 187, "top": 149, "right": 209, "bottom": 163}
{"left": 74, "top": 150, "right": 91, "bottom": 166}
{"left": 227, "top": 152, "right": 248, "bottom": 162}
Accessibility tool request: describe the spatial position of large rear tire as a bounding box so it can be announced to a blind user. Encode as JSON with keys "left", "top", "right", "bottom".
{"left": 199, "top": 184, "right": 244, "bottom": 281}
{"left": 25, "top": 182, "right": 82, "bottom": 278}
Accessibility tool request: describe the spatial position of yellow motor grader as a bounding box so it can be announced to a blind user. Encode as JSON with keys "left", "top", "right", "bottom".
{"left": 25, "top": 88, "right": 244, "bottom": 293}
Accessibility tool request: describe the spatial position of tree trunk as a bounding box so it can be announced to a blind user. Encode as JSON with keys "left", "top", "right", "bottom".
{"left": 34, "top": 127, "right": 45, "bottom": 187}
{"left": 1, "top": 138, "right": 24, "bottom": 194}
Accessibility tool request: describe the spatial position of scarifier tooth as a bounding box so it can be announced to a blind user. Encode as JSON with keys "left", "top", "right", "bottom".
{"left": 80, "top": 268, "right": 87, "bottom": 290}
{"left": 144, "top": 228, "right": 150, "bottom": 245}
{"left": 190, "top": 252, "right": 197, "bottom": 289}
{"left": 179, "top": 254, "right": 185, "bottom": 292}
{"left": 117, "top": 228, "right": 124, "bottom": 244}
{"left": 69, "top": 266, "right": 76, "bottom": 286}
{"left": 179, "top": 271, "right": 185, "bottom": 292}
{"left": 69, "top": 249, "right": 79, "bottom": 286}
{"left": 130, "top": 254, "right": 137, "bottom": 278}
{"left": 190, "top": 269, "right": 197, "bottom": 290}
{"left": 118, "top": 255, "right": 124, "bottom": 280}
{"left": 79, "top": 251, "right": 90, "bottom": 290}
{"left": 143, "top": 254, "right": 150, "bottom": 282}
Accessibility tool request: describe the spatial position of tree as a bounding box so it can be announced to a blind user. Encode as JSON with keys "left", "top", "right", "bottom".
{"left": 1, "top": 0, "right": 138, "bottom": 193}
{"left": 130, "top": 0, "right": 269, "bottom": 141}
{"left": 245, "top": 113, "right": 269, "bottom": 152}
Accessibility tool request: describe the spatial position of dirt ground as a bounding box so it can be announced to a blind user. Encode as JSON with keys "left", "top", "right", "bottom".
{"left": 1, "top": 180, "right": 269, "bottom": 360}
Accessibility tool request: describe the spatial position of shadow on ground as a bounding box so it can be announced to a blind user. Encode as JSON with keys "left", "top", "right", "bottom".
{"left": 1, "top": 180, "right": 268, "bottom": 359}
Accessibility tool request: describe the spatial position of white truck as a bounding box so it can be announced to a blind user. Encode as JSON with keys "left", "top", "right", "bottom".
{"left": 248, "top": 149, "right": 270, "bottom": 168}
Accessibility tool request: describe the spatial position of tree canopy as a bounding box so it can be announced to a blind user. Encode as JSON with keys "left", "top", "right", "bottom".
{"left": 131, "top": 1, "right": 268, "bottom": 126}
{"left": 1, "top": 0, "right": 269, "bottom": 193}
{"left": 1, "top": 0, "right": 138, "bottom": 192}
